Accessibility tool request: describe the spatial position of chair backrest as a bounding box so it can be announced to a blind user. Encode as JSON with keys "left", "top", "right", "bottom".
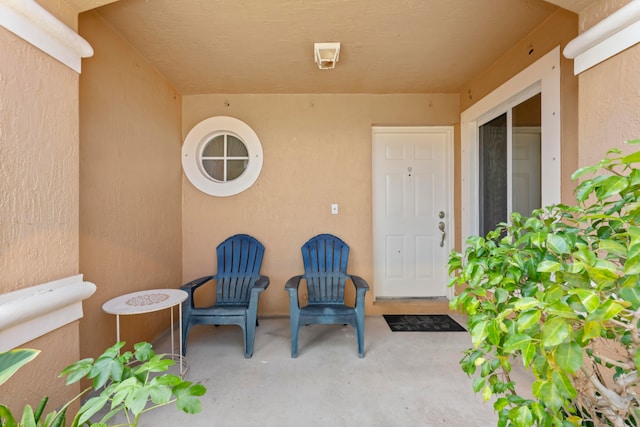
{"left": 301, "top": 234, "right": 349, "bottom": 304}
{"left": 216, "top": 234, "right": 265, "bottom": 305}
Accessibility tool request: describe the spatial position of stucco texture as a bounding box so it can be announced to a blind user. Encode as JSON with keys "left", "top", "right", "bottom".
{"left": 0, "top": 4, "right": 81, "bottom": 413}
{"left": 79, "top": 11, "right": 183, "bottom": 359}
{"left": 576, "top": 0, "right": 640, "bottom": 166}
{"left": 578, "top": 45, "right": 640, "bottom": 166}
{"left": 182, "top": 94, "right": 459, "bottom": 316}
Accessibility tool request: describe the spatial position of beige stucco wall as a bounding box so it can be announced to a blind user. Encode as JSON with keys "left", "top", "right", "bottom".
{"left": 78, "top": 11, "right": 183, "bottom": 359}
{"left": 577, "top": 0, "right": 640, "bottom": 167}
{"left": 458, "top": 9, "right": 579, "bottom": 215}
{"left": 182, "top": 94, "right": 459, "bottom": 316}
{"left": 0, "top": 0, "right": 81, "bottom": 412}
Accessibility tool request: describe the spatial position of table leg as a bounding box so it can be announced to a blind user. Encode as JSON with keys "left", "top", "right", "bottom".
{"left": 116, "top": 314, "right": 121, "bottom": 343}
{"left": 170, "top": 306, "right": 174, "bottom": 361}
{"left": 178, "top": 303, "right": 183, "bottom": 377}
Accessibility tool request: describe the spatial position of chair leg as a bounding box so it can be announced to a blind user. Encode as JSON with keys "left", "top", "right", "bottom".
{"left": 290, "top": 313, "right": 300, "bottom": 358}
{"left": 245, "top": 320, "right": 255, "bottom": 359}
{"left": 356, "top": 315, "right": 365, "bottom": 358}
{"left": 181, "top": 320, "right": 190, "bottom": 356}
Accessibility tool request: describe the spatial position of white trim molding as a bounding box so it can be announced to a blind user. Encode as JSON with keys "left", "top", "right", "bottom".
{"left": 460, "top": 47, "right": 561, "bottom": 245}
{"left": 0, "top": 275, "right": 96, "bottom": 351}
{"left": 564, "top": 1, "right": 640, "bottom": 75}
{"left": 0, "top": 0, "right": 93, "bottom": 73}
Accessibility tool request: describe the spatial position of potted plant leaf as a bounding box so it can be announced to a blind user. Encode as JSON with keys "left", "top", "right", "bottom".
{"left": 448, "top": 140, "right": 640, "bottom": 427}
{"left": 0, "top": 342, "right": 206, "bottom": 427}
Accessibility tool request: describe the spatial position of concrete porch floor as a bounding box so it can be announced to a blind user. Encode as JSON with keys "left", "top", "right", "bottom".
{"left": 129, "top": 315, "right": 534, "bottom": 427}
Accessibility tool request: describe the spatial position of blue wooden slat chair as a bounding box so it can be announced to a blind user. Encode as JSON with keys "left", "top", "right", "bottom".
{"left": 181, "top": 234, "right": 269, "bottom": 358}
{"left": 285, "top": 234, "right": 369, "bottom": 358}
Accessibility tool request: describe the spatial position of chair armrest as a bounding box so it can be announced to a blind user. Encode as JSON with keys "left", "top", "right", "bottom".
{"left": 349, "top": 275, "right": 369, "bottom": 309}
{"left": 251, "top": 275, "right": 270, "bottom": 292}
{"left": 285, "top": 275, "right": 304, "bottom": 310}
{"left": 285, "top": 275, "right": 304, "bottom": 293}
{"left": 349, "top": 275, "right": 370, "bottom": 290}
{"left": 180, "top": 275, "right": 216, "bottom": 295}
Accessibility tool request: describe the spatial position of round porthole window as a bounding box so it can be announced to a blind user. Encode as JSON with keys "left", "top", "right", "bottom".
{"left": 182, "top": 116, "right": 263, "bottom": 197}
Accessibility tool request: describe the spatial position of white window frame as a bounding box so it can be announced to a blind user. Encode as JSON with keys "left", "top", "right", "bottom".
{"left": 182, "top": 116, "right": 263, "bottom": 197}
{"left": 460, "top": 46, "right": 561, "bottom": 244}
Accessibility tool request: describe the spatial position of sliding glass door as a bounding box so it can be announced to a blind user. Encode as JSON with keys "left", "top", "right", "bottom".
{"left": 478, "top": 93, "right": 541, "bottom": 236}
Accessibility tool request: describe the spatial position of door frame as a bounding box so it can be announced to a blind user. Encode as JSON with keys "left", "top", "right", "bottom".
{"left": 460, "top": 46, "right": 561, "bottom": 244}
{"left": 371, "top": 126, "right": 455, "bottom": 300}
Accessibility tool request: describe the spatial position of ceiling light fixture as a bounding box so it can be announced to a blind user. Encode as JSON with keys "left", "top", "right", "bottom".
{"left": 314, "top": 42, "right": 340, "bottom": 69}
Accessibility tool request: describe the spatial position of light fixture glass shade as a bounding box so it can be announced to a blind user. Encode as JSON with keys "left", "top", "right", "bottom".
{"left": 314, "top": 42, "right": 340, "bottom": 69}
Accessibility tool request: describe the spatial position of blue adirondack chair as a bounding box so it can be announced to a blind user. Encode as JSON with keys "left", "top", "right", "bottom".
{"left": 285, "top": 234, "right": 369, "bottom": 358}
{"left": 181, "top": 234, "right": 269, "bottom": 358}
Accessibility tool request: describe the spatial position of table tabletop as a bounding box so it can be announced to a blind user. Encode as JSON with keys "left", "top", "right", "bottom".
{"left": 102, "top": 288, "right": 188, "bottom": 315}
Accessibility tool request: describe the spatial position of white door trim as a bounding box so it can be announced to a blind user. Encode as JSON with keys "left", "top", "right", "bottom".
{"left": 460, "top": 46, "right": 561, "bottom": 244}
{"left": 372, "top": 126, "right": 454, "bottom": 300}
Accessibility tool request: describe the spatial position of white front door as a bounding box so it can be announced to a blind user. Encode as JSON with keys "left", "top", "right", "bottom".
{"left": 372, "top": 126, "right": 453, "bottom": 298}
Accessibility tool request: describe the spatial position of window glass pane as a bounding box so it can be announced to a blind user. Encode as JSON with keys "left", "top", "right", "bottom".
{"left": 227, "top": 135, "right": 248, "bottom": 157}
{"left": 202, "top": 135, "right": 224, "bottom": 157}
{"left": 227, "top": 160, "right": 248, "bottom": 180}
{"left": 479, "top": 113, "right": 507, "bottom": 236}
{"left": 512, "top": 94, "right": 541, "bottom": 217}
{"left": 202, "top": 159, "right": 224, "bottom": 181}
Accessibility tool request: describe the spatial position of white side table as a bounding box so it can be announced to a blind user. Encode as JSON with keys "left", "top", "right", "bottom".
{"left": 102, "top": 288, "right": 188, "bottom": 377}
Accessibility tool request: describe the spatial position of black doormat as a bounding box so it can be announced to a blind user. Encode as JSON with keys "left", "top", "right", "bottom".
{"left": 383, "top": 314, "right": 466, "bottom": 332}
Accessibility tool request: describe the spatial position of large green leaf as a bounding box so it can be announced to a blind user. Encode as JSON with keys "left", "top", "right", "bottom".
{"left": 471, "top": 320, "right": 489, "bottom": 348}
{"left": 77, "top": 394, "right": 109, "bottom": 426}
{"left": 595, "top": 175, "right": 628, "bottom": 200}
{"left": 624, "top": 254, "right": 640, "bottom": 275}
{"left": 0, "top": 405, "right": 18, "bottom": 427}
{"left": 575, "top": 180, "right": 595, "bottom": 202}
{"left": 588, "top": 299, "right": 625, "bottom": 321}
{"left": 514, "top": 298, "right": 542, "bottom": 311}
{"left": 572, "top": 165, "right": 599, "bottom": 181}
{"left": 554, "top": 342, "right": 583, "bottom": 374}
{"left": 503, "top": 334, "right": 533, "bottom": 354}
{"left": 547, "top": 235, "right": 570, "bottom": 255}
{"left": 584, "top": 264, "right": 619, "bottom": 288}
{"left": 89, "top": 353, "right": 124, "bottom": 389}
{"left": 622, "top": 150, "right": 640, "bottom": 164}
{"left": 582, "top": 320, "right": 602, "bottom": 341}
{"left": 620, "top": 286, "right": 640, "bottom": 310}
{"left": 537, "top": 260, "right": 561, "bottom": 273}
{"left": 597, "top": 239, "right": 628, "bottom": 257}
{"left": 552, "top": 370, "right": 577, "bottom": 400}
{"left": 568, "top": 289, "right": 600, "bottom": 313}
{"left": 532, "top": 381, "right": 564, "bottom": 413}
{"left": 509, "top": 406, "right": 533, "bottom": 427}
{"left": 516, "top": 310, "right": 541, "bottom": 332}
{"left": 521, "top": 340, "right": 537, "bottom": 367}
{"left": 173, "top": 382, "right": 206, "bottom": 414}
{"left": 541, "top": 317, "right": 570, "bottom": 348}
{"left": 488, "top": 320, "right": 504, "bottom": 346}
{"left": 0, "top": 349, "right": 40, "bottom": 386}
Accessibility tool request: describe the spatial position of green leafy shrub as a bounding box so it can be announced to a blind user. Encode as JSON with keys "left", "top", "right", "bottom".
{"left": 0, "top": 342, "right": 206, "bottom": 427}
{"left": 448, "top": 141, "right": 640, "bottom": 427}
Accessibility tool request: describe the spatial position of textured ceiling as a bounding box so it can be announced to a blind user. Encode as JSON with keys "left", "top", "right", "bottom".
{"left": 89, "top": 0, "right": 581, "bottom": 95}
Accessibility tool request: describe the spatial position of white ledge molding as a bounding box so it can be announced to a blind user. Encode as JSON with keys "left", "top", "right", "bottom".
{"left": 564, "top": 1, "right": 640, "bottom": 75}
{"left": 0, "top": 275, "right": 96, "bottom": 352}
{"left": 0, "top": 0, "right": 93, "bottom": 73}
